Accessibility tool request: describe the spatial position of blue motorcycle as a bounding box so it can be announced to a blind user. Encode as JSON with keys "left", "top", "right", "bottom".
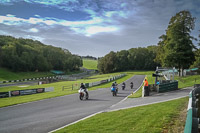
{"left": 111, "top": 87, "right": 118, "bottom": 96}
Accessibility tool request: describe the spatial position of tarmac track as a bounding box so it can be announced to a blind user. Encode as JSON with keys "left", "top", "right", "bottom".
{"left": 0, "top": 75, "right": 145, "bottom": 133}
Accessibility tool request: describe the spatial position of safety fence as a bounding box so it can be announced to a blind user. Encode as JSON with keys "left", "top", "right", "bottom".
{"left": 0, "top": 87, "right": 54, "bottom": 98}
{"left": 184, "top": 85, "right": 200, "bottom": 133}
{"left": 62, "top": 74, "right": 126, "bottom": 91}
{"left": 0, "top": 76, "right": 59, "bottom": 84}
{"left": 158, "top": 81, "right": 178, "bottom": 92}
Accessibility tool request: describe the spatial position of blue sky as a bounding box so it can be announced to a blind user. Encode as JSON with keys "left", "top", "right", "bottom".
{"left": 0, "top": 0, "right": 200, "bottom": 57}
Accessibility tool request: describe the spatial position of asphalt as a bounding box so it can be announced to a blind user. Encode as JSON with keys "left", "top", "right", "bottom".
{"left": 0, "top": 81, "right": 38, "bottom": 87}
{"left": 0, "top": 75, "right": 145, "bottom": 133}
{"left": 106, "top": 87, "right": 193, "bottom": 112}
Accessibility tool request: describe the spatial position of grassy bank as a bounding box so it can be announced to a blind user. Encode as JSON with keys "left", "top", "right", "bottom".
{"left": 175, "top": 75, "right": 200, "bottom": 88}
{"left": 82, "top": 59, "right": 98, "bottom": 70}
{"left": 55, "top": 97, "right": 188, "bottom": 133}
{"left": 0, "top": 67, "right": 55, "bottom": 81}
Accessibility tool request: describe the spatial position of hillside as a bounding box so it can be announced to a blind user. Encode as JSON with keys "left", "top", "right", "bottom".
{"left": 0, "top": 35, "right": 82, "bottom": 72}
{"left": 82, "top": 59, "right": 98, "bottom": 70}
{"left": 0, "top": 67, "right": 55, "bottom": 81}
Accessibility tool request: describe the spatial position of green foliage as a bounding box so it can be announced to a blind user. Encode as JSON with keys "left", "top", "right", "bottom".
{"left": 156, "top": 10, "right": 196, "bottom": 75}
{"left": 98, "top": 47, "right": 159, "bottom": 73}
{"left": 82, "top": 59, "right": 97, "bottom": 70}
{"left": 0, "top": 35, "right": 82, "bottom": 72}
{"left": 191, "top": 48, "right": 200, "bottom": 72}
{"left": 55, "top": 97, "right": 188, "bottom": 133}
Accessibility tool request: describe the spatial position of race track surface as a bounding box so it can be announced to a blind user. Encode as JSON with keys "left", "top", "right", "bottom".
{"left": 0, "top": 75, "right": 145, "bottom": 133}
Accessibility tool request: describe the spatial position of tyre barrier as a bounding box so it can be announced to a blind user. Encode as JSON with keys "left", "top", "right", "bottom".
{"left": 184, "top": 86, "right": 200, "bottom": 133}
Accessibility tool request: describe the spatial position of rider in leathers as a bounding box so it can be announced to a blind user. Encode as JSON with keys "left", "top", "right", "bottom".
{"left": 80, "top": 83, "right": 88, "bottom": 96}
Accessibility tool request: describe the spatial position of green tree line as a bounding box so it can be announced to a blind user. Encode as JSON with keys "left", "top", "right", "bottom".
{"left": 98, "top": 46, "right": 160, "bottom": 73}
{"left": 0, "top": 36, "right": 82, "bottom": 72}
{"left": 98, "top": 10, "right": 200, "bottom": 74}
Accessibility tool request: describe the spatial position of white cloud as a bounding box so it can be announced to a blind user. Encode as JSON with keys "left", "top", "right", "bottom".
{"left": 0, "top": 14, "right": 119, "bottom": 36}
{"left": 29, "top": 28, "right": 38, "bottom": 33}
{"left": 85, "top": 26, "right": 118, "bottom": 36}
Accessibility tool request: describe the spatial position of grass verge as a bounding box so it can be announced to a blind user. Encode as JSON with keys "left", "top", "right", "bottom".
{"left": 175, "top": 75, "right": 200, "bottom": 88}
{"left": 55, "top": 97, "right": 188, "bottom": 133}
{"left": 0, "top": 67, "right": 55, "bottom": 81}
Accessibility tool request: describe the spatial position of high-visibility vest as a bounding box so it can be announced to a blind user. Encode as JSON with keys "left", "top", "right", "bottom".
{"left": 144, "top": 80, "right": 148, "bottom": 86}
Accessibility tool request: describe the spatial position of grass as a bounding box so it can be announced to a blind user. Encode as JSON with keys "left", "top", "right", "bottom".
{"left": 82, "top": 59, "right": 98, "bottom": 70}
{"left": 175, "top": 75, "right": 200, "bottom": 88}
{"left": 55, "top": 97, "right": 188, "bottom": 133}
{"left": 0, "top": 67, "right": 55, "bottom": 81}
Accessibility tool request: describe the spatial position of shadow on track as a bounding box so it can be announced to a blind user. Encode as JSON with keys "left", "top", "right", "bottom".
{"left": 86, "top": 98, "right": 110, "bottom": 102}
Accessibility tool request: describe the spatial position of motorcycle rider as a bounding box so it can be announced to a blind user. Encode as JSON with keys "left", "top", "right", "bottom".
{"left": 80, "top": 83, "right": 88, "bottom": 96}
{"left": 111, "top": 81, "right": 118, "bottom": 92}
{"left": 130, "top": 82, "right": 134, "bottom": 89}
{"left": 122, "top": 82, "right": 126, "bottom": 90}
{"left": 114, "top": 81, "right": 118, "bottom": 92}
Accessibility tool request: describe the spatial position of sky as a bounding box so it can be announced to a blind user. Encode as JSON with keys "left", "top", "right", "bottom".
{"left": 0, "top": 0, "right": 200, "bottom": 57}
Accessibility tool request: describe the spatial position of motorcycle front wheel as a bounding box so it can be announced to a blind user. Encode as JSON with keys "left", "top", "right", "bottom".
{"left": 79, "top": 93, "right": 84, "bottom": 100}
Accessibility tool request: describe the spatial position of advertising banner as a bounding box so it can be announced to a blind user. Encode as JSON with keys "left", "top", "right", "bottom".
{"left": 11, "top": 88, "right": 45, "bottom": 96}
{"left": 11, "top": 90, "right": 20, "bottom": 96}
{"left": 0, "top": 92, "right": 9, "bottom": 98}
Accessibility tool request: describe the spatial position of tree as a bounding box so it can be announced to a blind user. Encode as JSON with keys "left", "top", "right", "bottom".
{"left": 162, "top": 10, "right": 196, "bottom": 76}
{"left": 191, "top": 30, "right": 200, "bottom": 71}
{"left": 116, "top": 50, "right": 129, "bottom": 71}
{"left": 0, "top": 35, "right": 82, "bottom": 72}
{"left": 155, "top": 35, "right": 167, "bottom": 66}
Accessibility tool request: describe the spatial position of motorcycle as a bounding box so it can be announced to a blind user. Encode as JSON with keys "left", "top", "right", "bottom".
{"left": 111, "top": 86, "right": 118, "bottom": 96}
{"left": 78, "top": 88, "right": 89, "bottom": 100}
{"left": 122, "top": 84, "right": 125, "bottom": 90}
{"left": 130, "top": 82, "right": 133, "bottom": 89}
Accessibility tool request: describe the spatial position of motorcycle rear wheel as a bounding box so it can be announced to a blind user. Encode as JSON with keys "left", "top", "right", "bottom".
{"left": 86, "top": 93, "right": 89, "bottom": 100}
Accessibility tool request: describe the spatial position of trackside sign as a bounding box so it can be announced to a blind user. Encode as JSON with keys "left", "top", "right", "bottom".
{"left": 0, "top": 87, "right": 54, "bottom": 98}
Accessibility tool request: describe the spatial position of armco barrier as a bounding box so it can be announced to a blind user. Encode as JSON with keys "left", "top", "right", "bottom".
{"left": 158, "top": 81, "right": 178, "bottom": 92}
{"left": 62, "top": 74, "right": 126, "bottom": 91}
{"left": 184, "top": 86, "right": 200, "bottom": 133}
{"left": 87, "top": 74, "right": 126, "bottom": 88}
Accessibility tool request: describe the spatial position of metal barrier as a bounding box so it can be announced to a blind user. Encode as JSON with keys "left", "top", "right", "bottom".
{"left": 62, "top": 74, "right": 126, "bottom": 91}
{"left": 158, "top": 81, "right": 178, "bottom": 92}
{"left": 184, "top": 86, "right": 200, "bottom": 133}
